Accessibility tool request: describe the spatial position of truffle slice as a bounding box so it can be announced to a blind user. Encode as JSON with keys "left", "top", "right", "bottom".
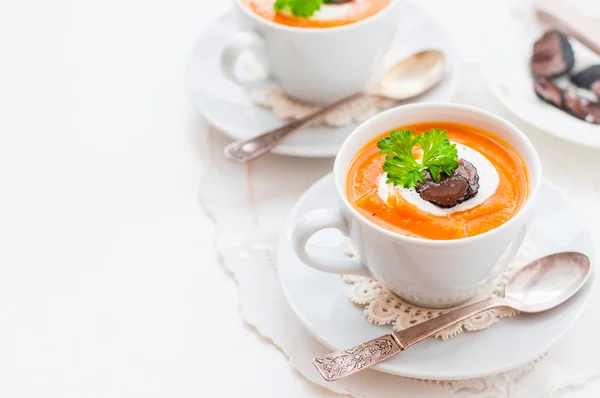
{"left": 416, "top": 159, "right": 480, "bottom": 208}
{"left": 531, "top": 30, "right": 575, "bottom": 78}
{"left": 534, "top": 77, "right": 564, "bottom": 108}
{"left": 563, "top": 89, "right": 600, "bottom": 124}
{"left": 571, "top": 65, "right": 600, "bottom": 97}
{"left": 457, "top": 159, "right": 480, "bottom": 196}
{"left": 533, "top": 78, "right": 600, "bottom": 124}
{"left": 417, "top": 175, "right": 470, "bottom": 208}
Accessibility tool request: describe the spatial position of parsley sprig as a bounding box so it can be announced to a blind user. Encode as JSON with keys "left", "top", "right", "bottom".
{"left": 377, "top": 128, "right": 459, "bottom": 189}
{"left": 274, "top": 0, "right": 334, "bottom": 18}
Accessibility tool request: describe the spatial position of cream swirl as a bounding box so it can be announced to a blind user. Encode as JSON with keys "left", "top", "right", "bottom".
{"left": 377, "top": 143, "right": 500, "bottom": 216}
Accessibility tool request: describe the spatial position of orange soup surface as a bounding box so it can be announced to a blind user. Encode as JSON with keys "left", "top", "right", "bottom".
{"left": 347, "top": 123, "right": 529, "bottom": 240}
{"left": 243, "top": 0, "right": 391, "bottom": 28}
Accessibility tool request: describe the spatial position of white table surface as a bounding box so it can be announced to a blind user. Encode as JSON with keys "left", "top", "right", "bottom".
{"left": 0, "top": 0, "right": 598, "bottom": 396}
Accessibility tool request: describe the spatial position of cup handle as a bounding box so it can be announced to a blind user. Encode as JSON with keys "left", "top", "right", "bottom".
{"left": 292, "top": 208, "right": 371, "bottom": 277}
{"left": 220, "top": 31, "right": 269, "bottom": 89}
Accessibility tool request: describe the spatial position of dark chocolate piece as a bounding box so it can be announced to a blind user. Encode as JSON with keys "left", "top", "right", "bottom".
{"left": 533, "top": 77, "right": 564, "bottom": 108}
{"left": 571, "top": 65, "right": 600, "bottom": 97}
{"left": 531, "top": 30, "right": 575, "bottom": 78}
{"left": 563, "top": 89, "right": 600, "bottom": 124}
{"left": 416, "top": 159, "right": 480, "bottom": 208}
{"left": 326, "top": 0, "right": 353, "bottom": 3}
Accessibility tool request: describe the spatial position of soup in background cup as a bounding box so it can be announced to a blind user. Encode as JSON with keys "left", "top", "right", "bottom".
{"left": 220, "top": 0, "right": 401, "bottom": 104}
{"left": 242, "top": 0, "right": 392, "bottom": 28}
{"left": 292, "top": 103, "right": 542, "bottom": 308}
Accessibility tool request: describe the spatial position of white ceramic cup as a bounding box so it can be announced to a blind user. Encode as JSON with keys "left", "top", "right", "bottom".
{"left": 221, "top": 0, "right": 401, "bottom": 104}
{"left": 292, "top": 103, "right": 542, "bottom": 308}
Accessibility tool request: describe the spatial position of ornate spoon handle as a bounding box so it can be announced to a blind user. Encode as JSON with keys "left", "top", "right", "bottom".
{"left": 312, "top": 334, "right": 403, "bottom": 381}
{"left": 223, "top": 92, "right": 366, "bottom": 163}
{"left": 313, "top": 298, "right": 506, "bottom": 381}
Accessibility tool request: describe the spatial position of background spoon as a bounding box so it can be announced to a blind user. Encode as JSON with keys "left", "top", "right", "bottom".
{"left": 224, "top": 50, "right": 446, "bottom": 163}
{"left": 312, "top": 252, "right": 591, "bottom": 382}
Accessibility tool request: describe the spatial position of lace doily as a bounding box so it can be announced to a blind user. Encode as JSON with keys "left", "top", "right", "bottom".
{"left": 343, "top": 242, "right": 538, "bottom": 340}
{"left": 250, "top": 88, "right": 397, "bottom": 127}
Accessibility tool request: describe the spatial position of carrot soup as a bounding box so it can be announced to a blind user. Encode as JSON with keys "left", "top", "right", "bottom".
{"left": 347, "top": 122, "right": 529, "bottom": 240}
{"left": 242, "top": 0, "right": 391, "bottom": 28}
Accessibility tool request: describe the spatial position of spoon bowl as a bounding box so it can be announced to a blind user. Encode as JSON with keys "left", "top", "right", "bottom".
{"left": 374, "top": 50, "right": 446, "bottom": 100}
{"left": 506, "top": 252, "right": 591, "bottom": 313}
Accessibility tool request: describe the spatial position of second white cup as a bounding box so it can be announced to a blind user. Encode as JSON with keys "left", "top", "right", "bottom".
{"left": 221, "top": 0, "right": 401, "bottom": 104}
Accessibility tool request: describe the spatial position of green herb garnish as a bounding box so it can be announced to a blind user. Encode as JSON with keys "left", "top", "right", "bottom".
{"left": 274, "top": 0, "right": 334, "bottom": 18}
{"left": 377, "top": 128, "right": 459, "bottom": 189}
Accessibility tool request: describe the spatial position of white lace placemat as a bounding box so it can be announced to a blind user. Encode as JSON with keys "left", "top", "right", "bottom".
{"left": 343, "top": 242, "right": 537, "bottom": 340}
{"left": 199, "top": 127, "right": 600, "bottom": 398}
{"left": 220, "top": 243, "right": 555, "bottom": 397}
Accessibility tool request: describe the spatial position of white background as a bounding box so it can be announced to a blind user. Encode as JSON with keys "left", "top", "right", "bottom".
{"left": 0, "top": 0, "right": 598, "bottom": 396}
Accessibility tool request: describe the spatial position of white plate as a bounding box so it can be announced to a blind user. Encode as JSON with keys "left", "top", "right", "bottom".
{"left": 185, "top": 4, "right": 460, "bottom": 158}
{"left": 277, "top": 174, "right": 595, "bottom": 380}
{"left": 480, "top": 10, "right": 600, "bottom": 148}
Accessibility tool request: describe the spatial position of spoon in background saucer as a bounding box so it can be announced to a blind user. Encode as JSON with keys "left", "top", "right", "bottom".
{"left": 224, "top": 50, "right": 446, "bottom": 163}
{"left": 313, "top": 251, "right": 591, "bottom": 382}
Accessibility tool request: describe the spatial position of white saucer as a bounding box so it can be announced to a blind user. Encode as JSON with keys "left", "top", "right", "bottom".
{"left": 480, "top": 9, "right": 600, "bottom": 148}
{"left": 277, "top": 174, "right": 595, "bottom": 380}
{"left": 186, "top": 4, "right": 460, "bottom": 158}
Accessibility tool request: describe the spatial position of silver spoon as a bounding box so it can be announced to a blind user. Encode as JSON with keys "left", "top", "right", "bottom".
{"left": 313, "top": 252, "right": 591, "bottom": 382}
{"left": 224, "top": 50, "right": 446, "bottom": 163}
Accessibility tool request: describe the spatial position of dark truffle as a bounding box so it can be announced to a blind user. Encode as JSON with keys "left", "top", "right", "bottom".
{"left": 457, "top": 159, "right": 480, "bottom": 196}
{"left": 416, "top": 159, "right": 479, "bottom": 208}
{"left": 571, "top": 65, "right": 600, "bottom": 97}
{"left": 417, "top": 175, "right": 469, "bottom": 208}
{"left": 533, "top": 77, "right": 564, "bottom": 108}
{"left": 563, "top": 89, "right": 600, "bottom": 125}
{"left": 531, "top": 30, "right": 575, "bottom": 78}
